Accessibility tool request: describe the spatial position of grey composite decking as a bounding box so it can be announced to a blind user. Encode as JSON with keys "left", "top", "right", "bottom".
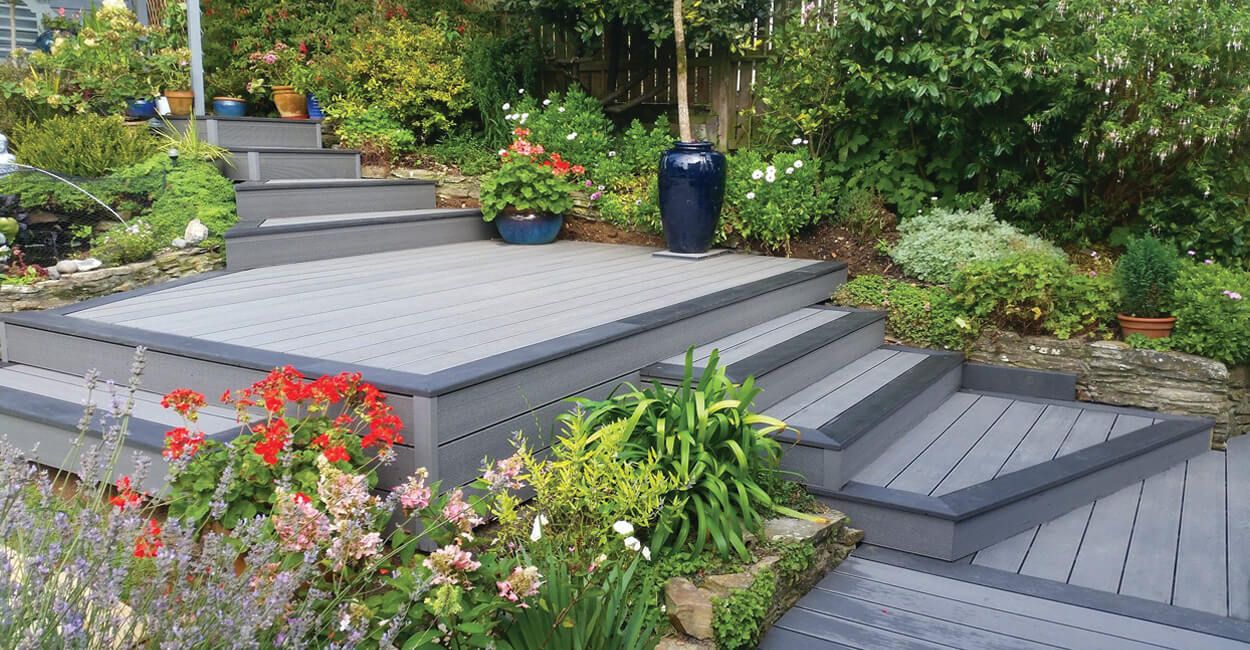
{"left": 220, "top": 147, "right": 361, "bottom": 181}
{"left": 761, "top": 554, "right": 1250, "bottom": 649}
{"left": 166, "top": 116, "right": 323, "bottom": 149}
{"left": 971, "top": 435, "right": 1250, "bottom": 620}
{"left": 233, "top": 178, "right": 437, "bottom": 220}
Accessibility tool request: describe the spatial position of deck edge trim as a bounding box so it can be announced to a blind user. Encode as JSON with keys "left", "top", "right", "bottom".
{"left": 225, "top": 208, "right": 485, "bottom": 239}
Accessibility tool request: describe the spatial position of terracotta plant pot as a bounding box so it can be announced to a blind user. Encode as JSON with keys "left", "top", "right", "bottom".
{"left": 271, "top": 85, "right": 308, "bottom": 119}
{"left": 165, "top": 90, "right": 194, "bottom": 116}
{"left": 1117, "top": 314, "right": 1176, "bottom": 339}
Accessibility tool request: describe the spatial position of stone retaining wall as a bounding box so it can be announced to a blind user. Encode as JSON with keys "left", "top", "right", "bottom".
{"left": 971, "top": 331, "right": 1249, "bottom": 448}
{"left": 1, "top": 248, "right": 223, "bottom": 313}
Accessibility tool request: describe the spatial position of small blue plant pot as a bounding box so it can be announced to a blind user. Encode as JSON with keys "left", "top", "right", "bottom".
{"left": 124, "top": 98, "right": 158, "bottom": 119}
{"left": 212, "top": 98, "right": 247, "bottom": 117}
{"left": 306, "top": 94, "right": 325, "bottom": 120}
{"left": 494, "top": 211, "right": 563, "bottom": 245}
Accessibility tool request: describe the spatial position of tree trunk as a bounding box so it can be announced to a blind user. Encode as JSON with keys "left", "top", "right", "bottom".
{"left": 672, "top": 0, "right": 692, "bottom": 142}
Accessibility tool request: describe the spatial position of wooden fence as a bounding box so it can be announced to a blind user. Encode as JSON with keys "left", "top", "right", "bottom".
{"left": 532, "top": 1, "right": 814, "bottom": 149}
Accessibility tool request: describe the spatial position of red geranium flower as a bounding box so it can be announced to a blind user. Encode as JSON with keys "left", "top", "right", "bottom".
{"left": 134, "top": 519, "right": 163, "bottom": 558}
{"left": 110, "top": 476, "right": 143, "bottom": 509}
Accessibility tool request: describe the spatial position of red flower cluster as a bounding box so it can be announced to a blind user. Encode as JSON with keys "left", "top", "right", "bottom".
{"left": 162, "top": 388, "right": 207, "bottom": 421}
{"left": 252, "top": 418, "right": 292, "bottom": 466}
{"left": 163, "top": 426, "right": 205, "bottom": 461}
{"left": 110, "top": 476, "right": 143, "bottom": 509}
{"left": 134, "top": 519, "right": 163, "bottom": 558}
{"left": 503, "top": 128, "right": 586, "bottom": 178}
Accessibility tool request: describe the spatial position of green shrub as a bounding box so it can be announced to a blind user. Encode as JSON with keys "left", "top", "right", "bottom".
{"left": 712, "top": 568, "right": 776, "bottom": 650}
{"left": 723, "top": 150, "right": 832, "bottom": 249}
{"left": 834, "top": 276, "right": 976, "bottom": 350}
{"left": 597, "top": 174, "right": 661, "bottom": 234}
{"left": 333, "top": 107, "right": 417, "bottom": 166}
{"left": 90, "top": 220, "right": 162, "bottom": 265}
{"left": 1169, "top": 261, "right": 1250, "bottom": 365}
{"left": 461, "top": 29, "right": 539, "bottom": 146}
{"left": 836, "top": 188, "right": 894, "bottom": 239}
{"left": 138, "top": 155, "right": 237, "bottom": 241}
{"left": 573, "top": 352, "right": 797, "bottom": 560}
{"left": 593, "top": 119, "right": 673, "bottom": 189}
{"left": 510, "top": 87, "right": 614, "bottom": 171}
{"left": 1125, "top": 333, "right": 1175, "bottom": 352}
{"left": 479, "top": 153, "right": 577, "bottom": 221}
{"left": 417, "top": 131, "right": 500, "bottom": 176}
{"left": 1115, "top": 235, "right": 1179, "bottom": 318}
{"left": 951, "top": 251, "right": 1117, "bottom": 339}
{"left": 891, "top": 202, "right": 1064, "bottom": 284}
{"left": 11, "top": 115, "right": 157, "bottom": 177}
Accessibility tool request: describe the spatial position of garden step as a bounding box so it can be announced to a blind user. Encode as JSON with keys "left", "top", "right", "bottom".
{"left": 164, "top": 116, "right": 323, "bottom": 149}
{"left": 223, "top": 208, "right": 493, "bottom": 270}
{"left": 812, "top": 389, "right": 1213, "bottom": 561}
{"left": 769, "top": 345, "right": 964, "bottom": 493}
{"left": 0, "top": 363, "right": 241, "bottom": 492}
{"left": 641, "top": 306, "right": 885, "bottom": 411}
{"left": 219, "top": 147, "right": 360, "bottom": 181}
{"left": 233, "top": 178, "right": 438, "bottom": 220}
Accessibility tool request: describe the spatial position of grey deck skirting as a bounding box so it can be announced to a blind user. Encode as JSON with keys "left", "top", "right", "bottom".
{"left": 220, "top": 147, "right": 361, "bottom": 182}
{"left": 165, "top": 116, "right": 323, "bottom": 149}
{"left": 961, "top": 363, "right": 1078, "bottom": 400}
{"left": 233, "top": 179, "right": 438, "bottom": 220}
{"left": 225, "top": 208, "right": 485, "bottom": 238}
{"left": 1, "top": 261, "right": 846, "bottom": 398}
{"left": 815, "top": 416, "right": 1212, "bottom": 559}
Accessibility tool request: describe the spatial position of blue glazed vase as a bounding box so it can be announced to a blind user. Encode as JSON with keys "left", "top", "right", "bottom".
{"left": 33, "top": 30, "right": 56, "bottom": 53}
{"left": 494, "top": 210, "right": 563, "bottom": 245}
{"left": 124, "top": 99, "right": 158, "bottom": 119}
{"left": 658, "top": 141, "right": 726, "bottom": 254}
{"left": 212, "top": 98, "right": 247, "bottom": 117}
{"left": 306, "top": 94, "right": 325, "bottom": 119}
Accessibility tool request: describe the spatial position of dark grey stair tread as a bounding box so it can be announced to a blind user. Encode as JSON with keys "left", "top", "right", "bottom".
{"left": 235, "top": 178, "right": 433, "bottom": 190}
{"left": 225, "top": 146, "right": 358, "bottom": 154}
{"left": 168, "top": 115, "right": 323, "bottom": 124}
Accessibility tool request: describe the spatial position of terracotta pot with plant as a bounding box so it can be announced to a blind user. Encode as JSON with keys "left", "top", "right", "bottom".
{"left": 1115, "top": 235, "right": 1180, "bottom": 338}
{"left": 247, "top": 42, "right": 308, "bottom": 119}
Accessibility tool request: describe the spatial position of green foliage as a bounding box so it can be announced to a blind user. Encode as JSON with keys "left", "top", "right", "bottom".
{"left": 142, "top": 156, "right": 238, "bottom": 242}
{"left": 1115, "top": 236, "right": 1179, "bottom": 318}
{"left": 417, "top": 131, "right": 500, "bottom": 176}
{"left": 951, "top": 251, "right": 1118, "bottom": 339}
{"left": 834, "top": 276, "right": 977, "bottom": 350}
{"left": 329, "top": 18, "right": 471, "bottom": 141}
{"left": 1169, "top": 261, "right": 1250, "bottom": 365}
{"left": 1125, "top": 333, "right": 1175, "bottom": 352}
{"left": 712, "top": 568, "right": 776, "bottom": 650}
{"left": 91, "top": 221, "right": 161, "bottom": 265}
{"left": 479, "top": 154, "right": 577, "bottom": 221}
{"left": 334, "top": 107, "right": 417, "bottom": 166}
{"left": 835, "top": 189, "right": 894, "bottom": 239}
{"left": 10, "top": 115, "right": 157, "bottom": 177}
{"left": 511, "top": 87, "right": 615, "bottom": 171}
{"left": 593, "top": 120, "right": 673, "bottom": 189}
{"left": 722, "top": 150, "right": 832, "bottom": 249}
{"left": 769, "top": 541, "right": 816, "bottom": 582}
{"left": 597, "top": 174, "right": 662, "bottom": 233}
{"left": 461, "top": 29, "right": 540, "bottom": 146}
{"left": 891, "top": 202, "right": 1064, "bottom": 284}
{"left": 504, "top": 557, "right": 659, "bottom": 650}
{"left": 574, "top": 351, "right": 797, "bottom": 560}
{"left": 496, "top": 0, "right": 766, "bottom": 49}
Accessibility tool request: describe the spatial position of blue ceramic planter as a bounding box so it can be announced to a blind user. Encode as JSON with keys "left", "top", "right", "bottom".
{"left": 306, "top": 94, "right": 325, "bottom": 120}
{"left": 34, "top": 30, "right": 56, "bottom": 53}
{"left": 658, "top": 141, "right": 726, "bottom": 254}
{"left": 494, "top": 211, "right": 563, "bottom": 245}
{"left": 124, "top": 99, "right": 158, "bottom": 119}
{"left": 213, "top": 98, "right": 247, "bottom": 117}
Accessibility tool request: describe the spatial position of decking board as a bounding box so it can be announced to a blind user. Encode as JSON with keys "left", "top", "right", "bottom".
{"left": 1173, "top": 451, "right": 1228, "bottom": 616}
{"left": 884, "top": 395, "right": 1014, "bottom": 494}
{"left": 765, "top": 349, "right": 898, "bottom": 421}
{"left": 849, "top": 392, "right": 980, "bottom": 486}
{"left": 1119, "top": 463, "right": 1185, "bottom": 603}
{"left": 784, "top": 351, "right": 926, "bottom": 429}
{"left": 932, "top": 400, "right": 1046, "bottom": 495}
{"left": 661, "top": 307, "right": 841, "bottom": 366}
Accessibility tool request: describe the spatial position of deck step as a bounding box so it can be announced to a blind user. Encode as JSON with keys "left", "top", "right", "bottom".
{"left": 641, "top": 307, "right": 885, "bottom": 410}
{"left": 0, "top": 363, "right": 240, "bottom": 492}
{"left": 771, "top": 346, "right": 965, "bottom": 493}
{"left": 813, "top": 389, "right": 1213, "bottom": 560}
{"left": 165, "top": 116, "right": 323, "bottom": 149}
{"left": 220, "top": 147, "right": 360, "bottom": 181}
{"left": 234, "top": 179, "right": 437, "bottom": 220}
{"left": 224, "top": 208, "right": 493, "bottom": 270}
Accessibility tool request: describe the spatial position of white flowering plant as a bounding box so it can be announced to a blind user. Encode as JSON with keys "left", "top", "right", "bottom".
{"left": 505, "top": 87, "right": 613, "bottom": 175}
{"left": 722, "top": 149, "right": 832, "bottom": 249}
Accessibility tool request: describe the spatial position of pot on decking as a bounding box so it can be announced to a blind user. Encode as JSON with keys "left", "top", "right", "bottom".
{"left": 494, "top": 209, "right": 563, "bottom": 245}
{"left": 165, "top": 90, "right": 194, "bottom": 116}
{"left": 658, "top": 141, "right": 726, "bottom": 254}
{"left": 271, "top": 86, "right": 308, "bottom": 119}
{"left": 212, "top": 97, "right": 247, "bottom": 117}
{"left": 1117, "top": 314, "right": 1176, "bottom": 339}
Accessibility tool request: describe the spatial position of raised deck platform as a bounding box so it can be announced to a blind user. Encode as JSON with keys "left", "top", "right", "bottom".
{"left": 0, "top": 241, "right": 845, "bottom": 487}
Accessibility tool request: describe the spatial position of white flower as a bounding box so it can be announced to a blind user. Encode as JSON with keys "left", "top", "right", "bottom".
{"left": 519, "top": 113, "right": 529, "bottom": 124}
{"left": 751, "top": 169, "right": 764, "bottom": 180}
{"left": 339, "top": 612, "right": 353, "bottom": 631}
{"left": 543, "top": 99, "right": 552, "bottom": 106}
{"left": 557, "top": 107, "right": 566, "bottom": 113}
{"left": 791, "top": 137, "right": 803, "bottom": 145}
{"left": 505, "top": 113, "right": 517, "bottom": 121}
{"left": 518, "top": 88, "right": 526, "bottom": 95}
{"left": 613, "top": 520, "right": 635, "bottom": 536}
{"left": 502, "top": 102, "right": 511, "bottom": 111}
{"left": 498, "top": 149, "right": 507, "bottom": 156}
{"left": 746, "top": 191, "right": 756, "bottom": 200}
{"left": 803, "top": 139, "right": 809, "bottom": 144}
{"left": 641, "top": 547, "right": 652, "bottom": 561}
{"left": 566, "top": 132, "right": 578, "bottom": 140}
{"left": 766, "top": 165, "right": 776, "bottom": 175}
{"left": 792, "top": 159, "right": 804, "bottom": 168}
{"left": 530, "top": 513, "right": 549, "bottom": 541}
{"left": 607, "top": 151, "right": 617, "bottom": 157}
{"left": 785, "top": 167, "right": 795, "bottom": 174}
{"left": 623, "top": 536, "right": 642, "bottom": 552}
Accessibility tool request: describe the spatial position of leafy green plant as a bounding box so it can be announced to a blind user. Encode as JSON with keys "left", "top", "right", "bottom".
{"left": 834, "top": 275, "right": 977, "bottom": 350}
{"left": 10, "top": 114, "right": 157, "bottom": 177}
{"left": 1169, "top": 260, "right": 1250, "bottom": 365}
{"left": 416, "top": 130, "right": 500, "bottom": 176}
{"left": 722, "top": 150, "right": 832, "bottom": 250}
{"left": 1125, "top": 333, "right": 1175, "bottom": 352}
{"left": 891, "top": 202, "right": 1064, "bottom": 284}
{"left": 141, "top": 155, "right": 238, "bottom": 242}
{"left": 592, "top": 119, "right": 673, "bottom": 189}
{"left": 479, "top": 132, "right": 579, "bottom": 221}
{"left": 1115, "top": 235, "right": 1179, "bottom": 318}
{"left": 951, "top": 250, "right": 1118, "bottom": 339}
{"left": 91, "top": 220, "right": 162, "bottom": 265}
{"left": 836, "top": 188, "right": 895, "bottom": 239}
{"left": 574, "top": 351, "right": 803, "bottom": 560}
{"left": 712, "top": 568, "right": 776, "bottom": 650}
{"left": 598, "top": 174, "right": 661, "bottom": 234}
{"left": 157, "top": 117, "right": 230, "bottom": 164}
{"left": 461, "top": 28, "right": 540, "bottom": 146}
{"left": 506, "top": 87, "right": 615, "bottom": 173}
{"left": 333, "top": 106, "right": 417, "bottom": 166}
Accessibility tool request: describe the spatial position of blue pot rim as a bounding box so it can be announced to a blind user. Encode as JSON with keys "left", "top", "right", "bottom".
{"left": 669, "top": 140, "right": 716, "bottom": 152}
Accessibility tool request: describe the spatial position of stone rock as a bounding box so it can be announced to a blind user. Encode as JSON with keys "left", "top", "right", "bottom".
{"left": 838, "top": 527, "right": 865, "bottom": 545}
{"left": 26, "top": 210, "right": 61, "bottom": 225}
{"left": 703, "top": 572, "right": 755, "bottom": 598}
{"left": 655, "top": 637, "right": 711, "bottom": 650}
{"left": 171, "top": 238, "right": 188, "bottom": 249}
{"left": 75, "top": 258, "right": 102, "bottom": 273}
{"left": 664, "top": 578, "right": 716, "bottom": 640}
{"left": 55, "top": 260, "right": 79, "bottom": 275}
{"left": 45, "top": 268, "right": 59, "bottom": 280}
{"left": 749, "top": 555, "right": 781, "bottom": 576}
{"left": 762, "top": 516, "right": 838, "bottom": 544}
{"left": 183, "top": 219, "right": 209, "bottom": 244}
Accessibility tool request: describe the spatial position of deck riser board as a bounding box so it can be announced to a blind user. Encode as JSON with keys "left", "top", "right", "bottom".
{"left": 167, "top": 118, "right": 323, "bottom": 149}
{"left": 220, "top": 150, "right": 360, "bottom": 181}
{"left": 234, "top": 183, "right": 437, "bottom": 219}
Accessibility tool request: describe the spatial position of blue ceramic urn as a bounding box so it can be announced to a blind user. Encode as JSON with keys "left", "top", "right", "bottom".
{"left": 494, "top": 210, "right": 563, "bottom": 245}
{"left": 658, "top": 141, "right": 726, "bottom": 254}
